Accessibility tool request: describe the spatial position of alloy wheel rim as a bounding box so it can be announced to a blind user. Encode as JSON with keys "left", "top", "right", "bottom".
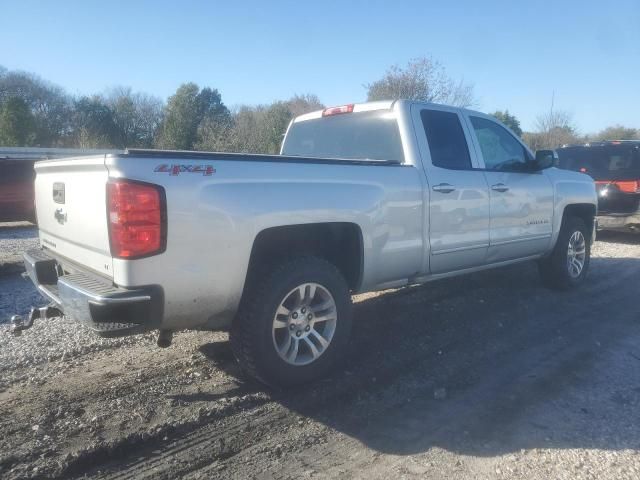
{"left": 567, "top": 231, "right": 586, "bottom": 278}
{"left": 272, "top": 283, "right": 337, "bottom": 366}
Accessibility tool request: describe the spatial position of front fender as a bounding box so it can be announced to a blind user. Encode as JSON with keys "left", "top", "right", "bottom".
{"left": 545, "top": 168, "right": 597, "bottom": 248}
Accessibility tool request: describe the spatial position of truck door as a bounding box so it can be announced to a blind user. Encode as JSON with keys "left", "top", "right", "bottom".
{"left": 411, "top": 104, "right": 490, "bottom": 274}
{"left": 464, "top": 114, "right": 554, "bottom": 263}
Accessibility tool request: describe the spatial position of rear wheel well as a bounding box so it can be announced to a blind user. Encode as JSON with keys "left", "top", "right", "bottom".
{"left": 246, "top": 223, "right": 363, "bottom": 292}
{"left": 563, "top": 204, "right": 596, "bottom": 239}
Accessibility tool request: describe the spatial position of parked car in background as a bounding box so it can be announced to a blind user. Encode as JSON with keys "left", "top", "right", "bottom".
{"left": 0, "top": 159, "right": 36, "bottom": 222}
{"left": 0, "top": 148, "right": 123, "bottom": 223}
{"left": 557, "top": 141, "right": 640, "bottom": 232}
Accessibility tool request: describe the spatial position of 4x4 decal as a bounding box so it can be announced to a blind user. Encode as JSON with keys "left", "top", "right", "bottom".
{"left": 154, "top": 164, "right": 216, "bottom": 176}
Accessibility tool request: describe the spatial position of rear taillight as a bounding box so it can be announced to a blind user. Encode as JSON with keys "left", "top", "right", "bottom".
{"left": 107, "top": 179, "right": 166, "bottom": 259}
{"left": 595, "top": 180, "right": 640, "bottom": 194}
{"left": 615, "top": 181, "right": 640, "bottom": 193}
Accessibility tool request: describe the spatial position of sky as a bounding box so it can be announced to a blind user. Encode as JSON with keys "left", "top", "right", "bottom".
{"left": 1, "top": 0, "right": 639, "bottom": 133}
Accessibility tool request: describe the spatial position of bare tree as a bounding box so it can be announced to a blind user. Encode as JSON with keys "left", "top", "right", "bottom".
{"left": 285, "top": 94, "right": 324, "bottom": 117}
{"left": 589, "top": 125, "right": 639, "bottom": 142}
{"left": 207, "top": 102, "right": 292, "bottom": 154}
{"left": 198, "top": 94, "right": 325, "bottom": 154}
{"left": 70, "top": 96, "right": 118, "bottom": 148}
{"left": 105, "top": 87, "right": 164, "bottom": 148}
{"left": 532, "top": 109, "right": 580, "bottom": 149}
{"left": 366, "top": 57, "right": 476, "bottom": 107}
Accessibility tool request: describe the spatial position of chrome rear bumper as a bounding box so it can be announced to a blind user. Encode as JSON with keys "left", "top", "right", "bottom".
{"left": 23, "top": 248, "right": 163, "bottom": 337}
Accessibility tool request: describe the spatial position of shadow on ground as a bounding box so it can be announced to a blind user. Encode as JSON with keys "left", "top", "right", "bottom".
{"left": 195, "top": 254, "right": 640, "bottom": 457}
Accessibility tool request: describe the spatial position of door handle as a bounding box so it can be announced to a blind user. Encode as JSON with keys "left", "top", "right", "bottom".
{"left": 491, "top": 183, "right": 509, "bottom": 193}
{"left": 432, "top": 183, "right": 456, "bottom": 194}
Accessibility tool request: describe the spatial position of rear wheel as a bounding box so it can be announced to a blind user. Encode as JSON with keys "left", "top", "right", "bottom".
{"left": 538, "top": 216, "right": 590, "bottom": 290}
{"left": 230, "top": 256, "right": 352, "bottom": 387}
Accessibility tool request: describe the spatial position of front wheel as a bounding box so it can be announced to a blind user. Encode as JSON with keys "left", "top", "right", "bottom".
{"left": 230, "top": 256, "right": 352, "bottom": 387}
{"left": 538, "top": 216, "right": 591, "bottom": 290}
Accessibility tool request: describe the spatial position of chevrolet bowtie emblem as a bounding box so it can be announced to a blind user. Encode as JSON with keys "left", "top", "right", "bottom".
{"left": 54, "top": 208, "right": 67, "bottom": 224}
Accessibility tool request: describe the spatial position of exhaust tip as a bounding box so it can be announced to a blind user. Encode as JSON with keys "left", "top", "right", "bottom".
{"left": 157, "top": 330, "right": 173, "bottom": 348}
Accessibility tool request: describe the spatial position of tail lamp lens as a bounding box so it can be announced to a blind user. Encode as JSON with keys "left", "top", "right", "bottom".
{"left": 596, "top": 180, "right": 640, "bottom": 194}
{"left": 614, "top": 181, "right": 640, "bottom": 193}
{"left": 107, "top": 180, "right": 166, "bottom": 258}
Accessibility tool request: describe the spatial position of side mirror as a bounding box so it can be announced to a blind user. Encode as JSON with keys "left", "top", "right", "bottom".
{"left": 533, "top": 150, "right": 558, "bottom": 170}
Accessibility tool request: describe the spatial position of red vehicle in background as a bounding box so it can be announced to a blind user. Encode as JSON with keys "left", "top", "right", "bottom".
{"left": 0, "top": 148, "right": 122, "bottom": 223}
{"left": 557, "top": 141, "right": 640, "bottom": 232}
{"left": 0, "top": 159, "right": 36, "bottom": 223}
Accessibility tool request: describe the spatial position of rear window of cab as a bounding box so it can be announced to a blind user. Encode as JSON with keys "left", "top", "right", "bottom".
{"left": 282, "top": 110, "right": 404, "bottom": 163}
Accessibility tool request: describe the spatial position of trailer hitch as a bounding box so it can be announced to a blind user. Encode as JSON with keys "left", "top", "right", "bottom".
{"left": 10, "top": 305, "right": 62, "bottom": 336}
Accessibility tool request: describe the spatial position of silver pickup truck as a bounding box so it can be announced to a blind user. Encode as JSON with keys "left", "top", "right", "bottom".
{"left": 18, "top": 100, "right": 597, "bottom": 386}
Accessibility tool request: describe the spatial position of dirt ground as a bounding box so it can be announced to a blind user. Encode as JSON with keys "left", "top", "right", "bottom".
{"left": 1, "top": 227, "right": 640, "bottom": 479}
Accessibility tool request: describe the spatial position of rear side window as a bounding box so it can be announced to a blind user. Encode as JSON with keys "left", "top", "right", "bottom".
{"left": 420, "top": 109, "right": 472, "bottom": 169}
{"left": 470, "top": 116, "right": 530, "bottom": 171}
{"left": 282, "top": 110, "right": 404, "bottom": 162}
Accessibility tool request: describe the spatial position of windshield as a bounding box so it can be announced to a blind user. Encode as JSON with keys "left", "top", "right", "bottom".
{"left": 557, "top": 144, "right": 640, "bottom": 180}
{"left": 281, "top": 110, "right": 404, "bottom": 163}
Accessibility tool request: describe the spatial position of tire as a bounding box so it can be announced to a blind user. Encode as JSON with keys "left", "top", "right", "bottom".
{"left": 230, "top": 256, "right": 352, "bottom": 387}
{"left": 538, "top": 216, "right": 591, "bottom": 290}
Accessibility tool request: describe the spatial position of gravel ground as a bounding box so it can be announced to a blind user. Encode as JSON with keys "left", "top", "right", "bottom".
{"left": 0, "top": 224, "right": 43, "bottom": 325}
{"left": 0, "top": 222, "right": 38, "bottom": 275}
{"left": 0, "top": 226, "right": 639, "bottom": 479}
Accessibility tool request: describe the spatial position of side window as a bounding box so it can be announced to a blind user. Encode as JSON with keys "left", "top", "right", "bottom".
{"left": 470, "top": 116, "right": 530, "bottom": 171}
{"left": 420, "top": 109, "right": 472, "bottom": 169}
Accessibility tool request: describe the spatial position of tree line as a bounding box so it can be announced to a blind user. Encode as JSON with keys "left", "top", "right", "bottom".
{"left": 0, "top": 59, "right": 637, "bottom": 153}
{"left": 0, "top": 66, "right": 324, "bottom": 154}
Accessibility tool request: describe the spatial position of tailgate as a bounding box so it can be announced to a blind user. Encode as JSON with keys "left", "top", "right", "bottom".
{"left": 34, "top": 155, "right": 113, "bottom": 278}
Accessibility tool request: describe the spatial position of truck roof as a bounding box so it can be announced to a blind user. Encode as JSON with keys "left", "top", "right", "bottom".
{"left": 293, "top": 99, "right": 487, "bottom": 123}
